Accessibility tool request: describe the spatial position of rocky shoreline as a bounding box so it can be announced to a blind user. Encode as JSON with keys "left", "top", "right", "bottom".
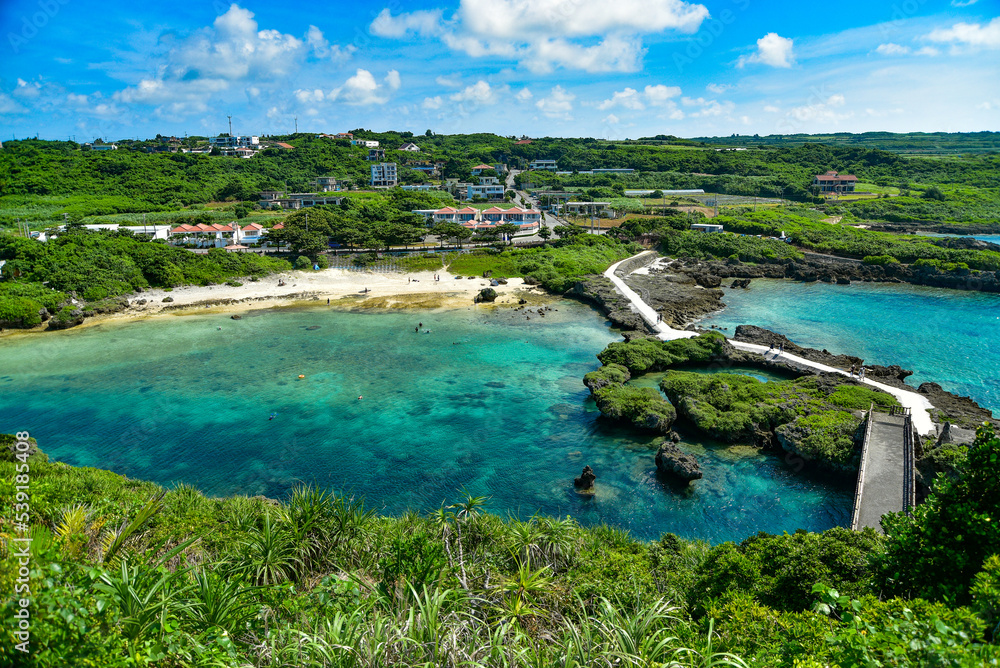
{"left": 666, "top": 251, "right": 1000, "bottom": 293}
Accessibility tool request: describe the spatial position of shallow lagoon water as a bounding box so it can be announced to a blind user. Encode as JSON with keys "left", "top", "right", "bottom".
{"left": 700, "top": 279, "right": 1000, "bottom": 415}
{"left": 0, "top": 300, "right": 850, "bottom": 542}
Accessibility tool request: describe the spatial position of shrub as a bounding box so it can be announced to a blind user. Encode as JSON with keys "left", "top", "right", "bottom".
{"left": 294, "top": 255, "right": 312, "bottom": 270}
{"left": 0, "top": 295, "right": 43, "bottom": 327}
{"left": 875, "top": 424, "right": 1000, "bottom": 605}
{"left": 861, "top": 255, "right": 900, "bottom": 265}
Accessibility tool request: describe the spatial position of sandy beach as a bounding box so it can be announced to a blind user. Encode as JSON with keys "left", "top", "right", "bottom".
{"left": 89, "top": 267, "right": 549, "bottom": 324}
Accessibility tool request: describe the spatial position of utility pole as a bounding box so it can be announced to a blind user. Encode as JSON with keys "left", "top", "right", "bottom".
{"left": 294, "top": 117, "right": 298, "bottom": 134}
{"left": 227, "top": 115, "right": 233, "bottom": 137}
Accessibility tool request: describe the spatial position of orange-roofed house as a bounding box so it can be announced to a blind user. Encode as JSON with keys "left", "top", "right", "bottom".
{"left": 813, "top": 171, "right": 858, "bottom": 194}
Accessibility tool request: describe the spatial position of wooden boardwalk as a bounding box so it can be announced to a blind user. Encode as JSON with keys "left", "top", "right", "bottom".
{"left": 850, "top": 407, "right": 916, "bottom": 533}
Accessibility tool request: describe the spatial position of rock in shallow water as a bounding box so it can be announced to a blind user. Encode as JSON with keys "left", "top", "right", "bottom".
{"left": 655, "top": 441, "right": 702, "bottom": 482}
{"left": 573, "top": 465, "right": 596, "bottom": 490}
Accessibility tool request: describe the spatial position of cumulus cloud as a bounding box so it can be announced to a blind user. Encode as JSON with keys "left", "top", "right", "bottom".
{"left": 603, "top": 114, "right": 619, "bottom": 125}
{"left": 329, "top": 69, "right": 402, "bottom": 105}
{"left": 111, "top": 5, "right": 351, "bottom": 119}
{"left": 536, "top": 85, "right": 575, "bottom": 119}
{"left": 597, "top": 84, "right": 681, "bottom": 110}
{"left": 737, "top": 33, "right": 795, "bottom": 68}
{"left": 370, "top": 8, "right": 444, "bottom": 37}
{"left": 450, "top": 80, "right": 497, "bottom": 104}
{"left": 516, "top": 88, "right": 533, "bottom": 101}
{"left": 926, "top": 17, "right": 1000, "bottom": 49}
{"left": 423, "top": 96, "right": 443, "bottom": 110}
{"left": 706, "top": 83, "right": 732, "bottom": 94}
{"left": 435, "top": 74, "right": 461, "bottom": 87}
{"left": 682, "top": 96, "right": 734, "bottom": 118}
{"left": 306, "top": 25, "right": 355, "bottom": 61}
{"left": 787, "top": 93, "right": 851, "bottom": 123}
{"left": 370, "top": 0, "right": 708, "bottom": 73}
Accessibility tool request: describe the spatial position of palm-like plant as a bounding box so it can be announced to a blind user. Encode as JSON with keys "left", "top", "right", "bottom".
{"left": 93, "top": 534, "right": 202, "bottom": 659}
{"left": 188, "top": 567, "right": 261, "bottom": 635}
{"left": 239, "top": 514, "right": 301, "bottom": 586}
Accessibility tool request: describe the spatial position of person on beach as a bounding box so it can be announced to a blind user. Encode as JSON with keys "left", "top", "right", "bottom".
{"left": 850, "top": 364, "right": 856, "bottom": 378}
{"left": 859, "top": 367, "right": 866, "bottom": 380}
{"left": 778, "top": 343, "right": 784, "bottom": 354}
{"left": 769, "top": 342, "right": 774, "bottom": 352}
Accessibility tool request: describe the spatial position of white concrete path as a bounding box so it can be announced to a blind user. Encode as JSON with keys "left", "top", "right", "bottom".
{"left": 603, "top": 253, "right": 936, "bottom": 435}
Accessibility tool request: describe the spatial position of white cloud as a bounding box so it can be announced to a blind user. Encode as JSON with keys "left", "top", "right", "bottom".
{"left": 329, "top": 69, "right": 402, "bottom": 106}
{"left": 294, "top": 89, "right": 325, "bottom": 103}
{"left": 598, "top": 88, "right": 644, "bottom": 110}
{"left": 875, "top": 43, "right": 940, "bottom": 56}
{"left": 450, "top": 80, "right": 497, "bottom": 104}
{"left": 787, "top": 94, "right": 851, "bottom": 123}
{"left": 763, "top": 105, "right": 781, "bottom": 113}
{"left": 706, "top": 83, "right": 732, "bottom": 94}
{"left": 644, "top": 84, "right": 682, "bottom": 104}
{"left": 370, "top": 8, "right": 444, "bottom": 37}
{"left": 422, "top": 96, "right": 443, "bottom": 110}
{"left": 926, "top": 17, "right": 1000, "bottom": 49}
{"left": 306, "top": 25, "right": 355, "bottom": 61}
{"left": 737, "top": 32, "right": 795, "bottom": 68}
{"left": 455, "top": 0, "right": 708, "bottom": 37}
{"left": 535, "top": 85, "right": 575, "bottom": 119}
{"left": 682, "top": 96, "right": 734, "bottom": 118}
{"left": 598, "top": 84, "right": 681, "bottom": 110}
{"left": 14, "top": 78, "right": 41, "bottom": 98}
{"left": 435, "top": 75, "right": 461, "bottom": 88}
{"left": 951, "top": 0, "right": 978, "bottom": 6}
{"left": 875, "top": 43, "right": 910, "bottom": 55}
{"left": 112, "top": 4, "right": 312, "bottom": 118}
{"left": 371, "top": 0, "right": 708, "bottom": 73}
{"left": 516, "top": 88, "right": 533, "bottom": 102}
{"left": 603, "top": 114, "right": 620, "bottom": 124}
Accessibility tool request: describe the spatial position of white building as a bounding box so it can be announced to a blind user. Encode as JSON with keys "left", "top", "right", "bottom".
{"left": 371, "top": 163, "right": 398, "bottom": 187}
{"left": 351, "top": 139, "right": 380, "bottom": 148}
{"left": 210, "top": 135, "right": 259, "bottom": 150}
{"left": 529, "top": 159, "right": 558, "bottom": 170}
{"left": 468, "top": 184, "right": 505, "bottom": 201}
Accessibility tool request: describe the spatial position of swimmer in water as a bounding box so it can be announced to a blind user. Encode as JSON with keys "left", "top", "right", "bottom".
{"left": 358, "top": 395, "right": 363, "bottom": 400}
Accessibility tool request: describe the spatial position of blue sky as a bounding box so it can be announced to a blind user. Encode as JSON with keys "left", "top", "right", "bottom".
{"left": 1, "top": 0, "right": 998, "bottom": 141}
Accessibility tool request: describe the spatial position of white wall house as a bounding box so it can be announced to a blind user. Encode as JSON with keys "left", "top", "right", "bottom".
{"left": 371, "top": 163, "right": 398, "bottom": 187}
{"left": 529, "top": 159, "right": 557, "bottom": 170}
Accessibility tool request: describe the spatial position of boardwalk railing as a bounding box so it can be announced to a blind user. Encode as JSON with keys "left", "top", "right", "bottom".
{"left": 902, "top": 413, "right": 916, "bottom": 515}
{"left": 850, "top": 404, "right": 876, "bottom": 531}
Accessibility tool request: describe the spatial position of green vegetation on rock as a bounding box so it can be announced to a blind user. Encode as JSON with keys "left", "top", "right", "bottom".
{"left": 658, "top": 372, "right": 899, "bottom": 467}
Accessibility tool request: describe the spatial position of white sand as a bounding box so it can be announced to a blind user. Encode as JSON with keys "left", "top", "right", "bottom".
{"left": 99, "top": 268, "right": 545, "bottom": 323}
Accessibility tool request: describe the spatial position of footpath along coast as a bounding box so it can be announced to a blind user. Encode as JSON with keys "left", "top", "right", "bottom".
{"left": 604, "top": 252, "right": 937, "bottom": 435}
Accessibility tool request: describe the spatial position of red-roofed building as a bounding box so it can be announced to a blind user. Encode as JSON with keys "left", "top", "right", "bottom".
{"left": 273, "top": 142, "right": 294, "bottom": 150}
{"left": 813, "top": 171, "right": 858, "bottom": 193}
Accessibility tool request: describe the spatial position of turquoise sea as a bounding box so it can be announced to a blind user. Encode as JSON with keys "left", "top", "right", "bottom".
{"left": 0, "top": 300, "right": 850, "bottom": 543}
{"left": 700, "top": 279, "right": 1000, "bottom": 415}
{"left": 917, "top": 233, "right": 1000, "bottom": 245}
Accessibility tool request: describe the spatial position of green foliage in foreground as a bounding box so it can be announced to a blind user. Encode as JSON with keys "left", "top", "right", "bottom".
{"left": 658, "top": 372, "right": 899, "bottom": 466}
{"left": 875, "top": 423, "right": 1000, "bottom": 608}
{"left": 0, "top": 430, "right": 998, "bottom": 666}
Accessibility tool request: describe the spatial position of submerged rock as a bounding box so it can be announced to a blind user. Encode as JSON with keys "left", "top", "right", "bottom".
{"left": 729, "top": 278, "right": 751, "bottom": 289}
{"left": 655, "top": 441, "right": 702, "bottom": 482}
